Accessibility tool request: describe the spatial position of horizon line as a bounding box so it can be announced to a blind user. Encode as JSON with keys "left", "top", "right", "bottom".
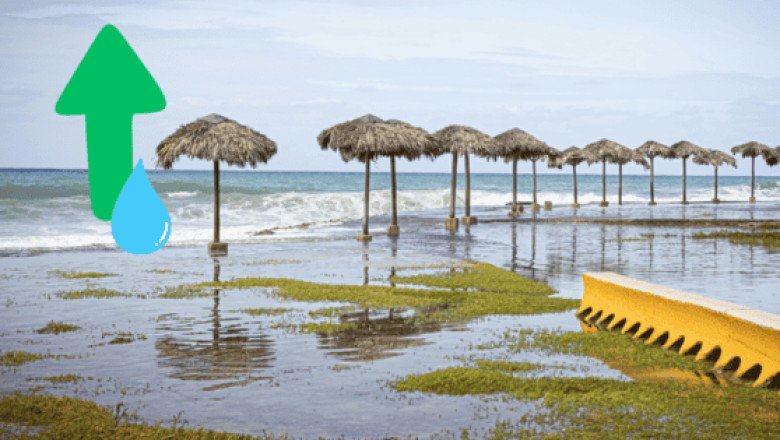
{"left": 0, "top": 167, "right": 775, "bottom": 178}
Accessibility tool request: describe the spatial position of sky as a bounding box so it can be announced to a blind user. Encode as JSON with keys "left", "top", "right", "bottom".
{"left": 1, "top": 0, "right": 779, "bottom": 175}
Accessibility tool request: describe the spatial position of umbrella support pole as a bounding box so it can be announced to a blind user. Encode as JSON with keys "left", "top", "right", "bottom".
{"left": 388, "top": 155, "right": 400, "bottom": 237}
{"left": 208, "top": 160, "right": 228, "bottom": 257}
{"left": 461, "top": 152, "right": 478, "bottom": 225}
{"left": 713, "top": 166, "right": 720, "bottom": 204}
{"left": 749, "top": 156, "right": 756, "bottom": 203}
{"left": 570, "top": 164, "right": 580, "bottom": 208}
{"left": 509, "top": 159, "right": 523, "bottom": 216}
{"left": 599, "top": 160, "right": 609, "bottom": 207}
{"left": 578, "top": 272, "right": 780, "bottom": 388}
{"left": 530, "top": 159, "right": 541, "bottom": 212}
{"left": 649, "top": 157, "right": 656, "bottom": 206}
{"left": 682, "top": 157, "right": 688, "bottom": 205}
{"left": 445, "top": 151, "right": 459, "bottom": 231}
{"left": 357, "top": 159, "right": 372, "bottom": 241}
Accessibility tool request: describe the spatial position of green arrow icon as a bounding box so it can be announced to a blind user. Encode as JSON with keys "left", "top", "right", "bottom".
{"left": 56, "top": 24, "right": 166, "bottom": 220}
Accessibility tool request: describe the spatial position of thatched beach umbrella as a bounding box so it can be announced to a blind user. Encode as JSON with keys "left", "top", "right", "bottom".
{"left": 731, "top": 141, "right": 773, "bottom": 203}
{"left": 670, "top": 141, "right": 708, "bottom": 204}
{"left": 494, "top": 128, "right": 552, "bottom": 215}
{"left": 693, "top": 150, "right": 736, "bottom": 203}
{"left": 636, "top": 141, "right": 673, "bottom": 206}
{"left": 612, "top": 146, "right": 649, "bottom": 205}
{"left": 548, "top": 146, "right": 587, "bottom": 208}
{"left": 583, "top": 139, "right": 625, "bottom": 207}
{"left": 381, "top": 118, "right": 441, "bottom": 236}
{"left": 434, "top": 125, "right": 497, "bottom": 229}
{"left": 318, "top": 114, "right": 435, "bottom": 240}
{"left": 157, "top": 114, "right": 277, "bottom": 256}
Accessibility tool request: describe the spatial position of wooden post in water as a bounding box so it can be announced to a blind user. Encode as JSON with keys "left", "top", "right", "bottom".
{"left": 714, "top": 166, "right": 720, "bottom": 203}
{"left": 649, "top": 156, "right": 656, "bottom": 206}
{"left": 358, "top": 158, "right": 372, "bottom": 241}
{"left": 208, "top": 160, "right": 228, "bottom": 256}
{"left": 462, "top": 152, "right": 476, "bottom": 224}
{"left": 511, "top": 158, "right": 518, "bottom": 214}
{"left": 618, "top": 163, "right": 623, "bottom": 205}
{"left": 445, "top": 151, "right": 458, "bottom": 231}
{"left": 682, "top": 157, "right": 688, "bottom": 204}
{"left": 214, "top": 160, "right": 220, "bottom": 243}
{"left": 532, "top": 159, "right": 538, "bottom": 210}
{"left": 572, "top": 164, "right": 579, "bottom": 208}
{"left": 599, "top": 160, "right": 608, "bottom": 207}
{"left": 750, "top": 156, "right": 756, "bottom": 203}
{"left": 388, "top": 155, "right": 399, "bottom": 236}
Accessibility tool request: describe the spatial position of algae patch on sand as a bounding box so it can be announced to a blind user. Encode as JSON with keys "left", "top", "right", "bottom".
{"left": 241, "top": 307, "right": 292, "bottom": 316}
{"left": 0, "top": 394, "right": 284, "bottom": 439}
{"left": 35, "top": 321, "right": 81, "bottom": 335}
{"left": 51, "top": 271, "right": 115, "bottom": 279}
{"left": 394, "top": 328, "right": 780, "bottom": 438}
{"left": 195, "top": 262, "right": 576, "bottom": 322}
{"left": 693, "top": 229, "right": 780, "bottom": 250}
{"left": 33, "top": 374, "right": 81, "bottom": 384}
{"left": 1, "top": 351, "right": 54, "bottom": 367}
{"left": 57, "top": 289, "right": 130, "bottom": 300}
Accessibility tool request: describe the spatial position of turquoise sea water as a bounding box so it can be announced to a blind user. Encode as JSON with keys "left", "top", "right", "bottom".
{"left": 1, "top": 168, "right": 778, "bottom": 252}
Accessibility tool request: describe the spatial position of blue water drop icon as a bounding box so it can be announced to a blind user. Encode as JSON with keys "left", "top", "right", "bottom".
{"left": 111, "top": 159, "right": 171, "bottom": 254}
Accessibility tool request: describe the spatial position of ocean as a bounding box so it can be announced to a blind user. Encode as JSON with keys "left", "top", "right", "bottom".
{"left": 1, "top": 168, "right": 778, "bottom": 253}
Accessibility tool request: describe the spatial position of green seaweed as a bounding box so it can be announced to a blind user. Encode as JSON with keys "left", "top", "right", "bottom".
{"left": 194, "top": 262, "right": 575, "bottom": 322}
{"left": 35, "top": 321, "right": 81, "bottom": 335}
{"left": 107, "top": 333, "right": 146, "bottom": 345}
{"left": 394, "top": 367, "right": 780, "bottom": 439}
{"left": 308, "top": 306, "right": 360, "bottom": 318}
{"left": 692, "top": 229, "right": 780, "bottom": 250}
{"left": 473, "top": 359, "right": 542, "bottom": 374}
{"left": 157, "top": 286, "right": 210, "bottom": 299}
{"left": 1, "top": 351, "right": 52, "bottom": 367}
{"left": 393, "top": 328, "right": 779, "bottom": 438}
{"left": 57, "top": 289, "right": 129, "bottom": 300}
{"left": 34, "top": 374, "right": 81, "bottom": 384}
{"left": 52, "top": 271, "right": 115, "bottom": 279}
{"left": 241, "top": 307, "right": 291, "bottom": 316}
{"left": 508, "top": 328, "right": 705, "bottom": 373}
{"left": 147, "top": 268, "right": 176, "bottom": 274}
{"left": 390, "top": 262, "right": 555, "bottom": 295}
{"left": 0, "top": 394, "right": 286, "bottom": 439}
{"left": 273, "top": 322, "right": 357, "bottom": 334}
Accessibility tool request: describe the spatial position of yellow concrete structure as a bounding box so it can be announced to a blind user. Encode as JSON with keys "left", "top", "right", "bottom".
{"left": 579, "top": 272, "right": 780, "bottom": 388}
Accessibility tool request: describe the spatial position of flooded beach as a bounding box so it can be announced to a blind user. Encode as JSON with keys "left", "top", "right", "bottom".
{"left": 2, "top": 199, "right": 778, "bottom": 437}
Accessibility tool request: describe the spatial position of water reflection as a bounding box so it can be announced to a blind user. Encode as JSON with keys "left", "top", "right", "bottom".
{"left": 155, "top": 258, "right": 275, "bottom": 390}
{"left": 362, "top": 241, "right": 370, "bottom": 286}
{"left": 389, "top": 237, "right": 398, "bottom": 287}
{"left": 312, "top": 308, "right": 443, "bottom": 362}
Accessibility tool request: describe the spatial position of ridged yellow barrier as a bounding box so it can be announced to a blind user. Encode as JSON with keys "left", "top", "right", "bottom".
{"left": 578, "top": 272, "right": 780, "bottom": 388}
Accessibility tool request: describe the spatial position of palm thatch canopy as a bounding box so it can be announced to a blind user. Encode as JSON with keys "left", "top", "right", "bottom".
{"left": 385, "top": 118, "right": 446, "bottom": 158}
{"left": 494, "top": 128, "right": 553, "bottom": 161}
{"left": 582, "top": 139, "right": 626, "bottom": 164}
{"left": 551, "top": 146, "right": 587, "bottom": 168}
{"left": 317, "top": 114, "right": 437, "bottom": 162}
{"left": 767, "top": 147, "right": 780, "bottom": 167}
{"left": 636, "top": 141, "right": 673, "bottom": 159}
{"left": 434, "top": 125, "right": 497, "bottom": 157}
{"left": 156, "top": 114, "right": 277, "bottom": 169}
{"left": 670, "top": 140, "right": 708, "bottom": 159}
{"left": 693, "top": 150, "right": 737, "bottom": 168}
{"left": 612, "top": 146, "right": 650, "bottom": 169}
{"left": 731, "top": 141, "right": 773, "bottom": 160}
